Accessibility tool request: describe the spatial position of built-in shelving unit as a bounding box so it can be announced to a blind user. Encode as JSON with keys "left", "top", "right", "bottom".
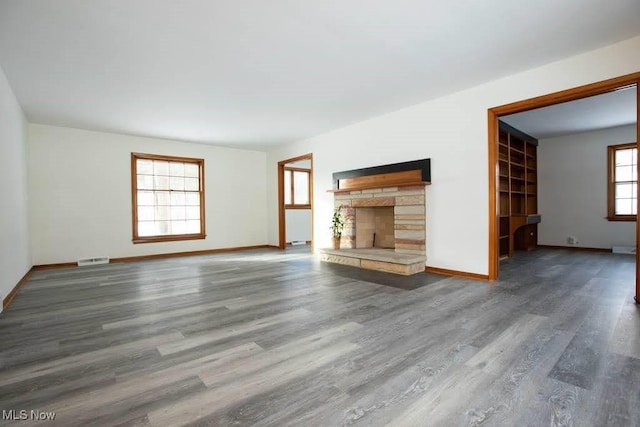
{"left": 498, "top": 121, "right": 541, "bottom": 259}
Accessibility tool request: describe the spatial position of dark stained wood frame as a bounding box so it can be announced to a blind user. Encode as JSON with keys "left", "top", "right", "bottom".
{"left": 278, "top": 154, "right": 313, "bottom": 250}
{"left": 283, "top": 166, "right": 312, "bottom": 209}
{"left": 487, "top": 71, "right": 640, "bottom": 304}
{"left": 131, "top": 152, "right": 206, "bottom": 244}
{"left": 331, "top": 158, "right": 431, "bottom": 189}
{"left": 607, "top": 142, "right": 638, "bottom": 222}
{"left": 330, "top": 170, "right": 428, "bottom": 193}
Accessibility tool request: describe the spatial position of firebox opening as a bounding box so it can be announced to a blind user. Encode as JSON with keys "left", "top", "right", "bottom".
{"left": 355, "top": 207, "right": 395, "bottom": 249}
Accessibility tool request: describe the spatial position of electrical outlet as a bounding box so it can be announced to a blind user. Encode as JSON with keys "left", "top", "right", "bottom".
{"left": 567, "top": 236, "right": 578, "bottom": 245}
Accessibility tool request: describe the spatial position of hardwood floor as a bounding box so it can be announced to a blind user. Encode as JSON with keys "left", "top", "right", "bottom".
{"left": 0, "top": 247, "right": 638, "bottom": 426}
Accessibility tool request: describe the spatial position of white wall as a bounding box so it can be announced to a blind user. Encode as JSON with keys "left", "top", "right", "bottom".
{"left": 0, "top": 65, "right": 30, "bottom": 307}
{"left": 28, "top": 124, "right": 268, "bottom": 265}
{"left": 286, "top": 209, "right": 311, "bottom": 243}
{"left": 538, "top": 125, "right": 636, "bottom": 249}
{"left": 266, "top": 36, "right": 640, "bottom": 275}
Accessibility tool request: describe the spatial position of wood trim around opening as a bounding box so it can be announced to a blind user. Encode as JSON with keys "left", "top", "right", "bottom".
{"left": 131, "top": 152, "right": 206, "bottom": 244}
{"left": 278, "top": 153, "right": 314, "bottom": 251}
{"left": 487, "top": 72, "right": 640, "bottom": 302}
{"left": 283, "top": 166, "right": 311, "bottom": 208}
{"left": 607, "top": 142, "right": 638, "bottom": 222}
{"left": 636, "top": 82, "right": 640, "bottom": 304}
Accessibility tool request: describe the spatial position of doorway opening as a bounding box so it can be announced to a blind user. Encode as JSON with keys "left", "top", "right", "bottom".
{"left": 488, "top": 72, "right": 640, "bottom": 303}
{"left": 278, "top": 153, "right": 313, "bottom": 251}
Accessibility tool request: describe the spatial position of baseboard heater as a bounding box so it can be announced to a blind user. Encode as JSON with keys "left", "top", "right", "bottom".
{"left": 77, "top": 257, "right": 110, "bottom": 266}
{"left": 612, "top": 246, "right": 636, "bottom": 255}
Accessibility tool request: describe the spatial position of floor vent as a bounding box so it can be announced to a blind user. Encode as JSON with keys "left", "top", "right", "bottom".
{"left": 612, "top": 246, "right": 635, "bottom": 255}
{"left": 77, "top": 257, "right": 110, "bottom": 266}
{"left": 290, "top": 240, "right": 307, "bottom": 246}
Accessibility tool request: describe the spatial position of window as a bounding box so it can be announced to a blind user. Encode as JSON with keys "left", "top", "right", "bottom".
{"left": 284, "top": 167, "right": 310, "bottom": 208}
{"left": 608, "top": 142, "right": 637, "bottom": 221}
{"left": 131, "top": 153, "right": 205, "bottom": 243}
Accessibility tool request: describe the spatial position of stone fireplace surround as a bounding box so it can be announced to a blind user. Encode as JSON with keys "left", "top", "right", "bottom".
{"left": 320, "top": 159, "right": 430, "bottom": 276}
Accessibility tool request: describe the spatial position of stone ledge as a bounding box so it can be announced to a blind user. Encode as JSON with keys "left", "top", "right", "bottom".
{"left": 320, "top": 248, "right": 426, "bottom": 276}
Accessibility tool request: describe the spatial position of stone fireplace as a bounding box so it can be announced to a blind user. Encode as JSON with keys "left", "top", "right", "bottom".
{"left": 337, "top": 186, "right": 426, "bottom": 254}
{"left": 320, "top": 159, "right": 430, "bottom": 275}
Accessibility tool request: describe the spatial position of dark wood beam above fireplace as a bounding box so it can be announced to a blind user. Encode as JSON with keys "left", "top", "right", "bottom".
{"left": 329, "top": 159, "right": 431, "bottom": 192}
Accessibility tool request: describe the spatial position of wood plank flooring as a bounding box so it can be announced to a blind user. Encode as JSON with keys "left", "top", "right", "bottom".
{"left": 0, "top": 247, "right": 638, "bottom": 426}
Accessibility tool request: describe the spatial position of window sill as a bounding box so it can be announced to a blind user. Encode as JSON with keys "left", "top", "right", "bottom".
{"left": 606, "top": 216, "right": 637, "bottom": 222}
{"left": 133, "top": 233, "right": 207, "bottom": 244}
{"left": 285, "top": 204, "right": 312, "bottom": 210}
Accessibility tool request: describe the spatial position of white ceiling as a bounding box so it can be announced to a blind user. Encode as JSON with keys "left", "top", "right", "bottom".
{"left": 0, "top": 0, "right": 639, "bottom": 150}
{"left": 501, "top": 87, "right": 637, "bottom": 139}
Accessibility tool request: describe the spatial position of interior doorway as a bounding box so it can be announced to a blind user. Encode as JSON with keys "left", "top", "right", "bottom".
{"left": 487, "top": 72, "right": 640, "bottom": 303}
{"left": 278, "top": 153, "right": 313, "bottom": 250}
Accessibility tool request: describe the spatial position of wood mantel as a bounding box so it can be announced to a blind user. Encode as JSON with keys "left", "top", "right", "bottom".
{"left": 327, "top": 180, "right": 430, "bottom": 193}
{"left": 329, "top": 159, "right": 431, "bottom": 192}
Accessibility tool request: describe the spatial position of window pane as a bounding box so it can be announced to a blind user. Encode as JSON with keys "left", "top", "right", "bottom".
{"left": 184, "top": 164, "right": 199, "bottom": 177}
{"left": 616, "top": 183, "right": 633, "bottom": 199}
{"left": 170, "top": 162, "right": 185, "bottom": 177}
{"left": 137, "top": 159, "right": 154, "bottom": 174}
{"left": 170, "top": 176, "right": 185, "bottom": 191}
{"left": 186, "top": 220, "right": 200, "bottom": 233}
{"left": 171, "top": 206, "right": 186, "bottom": 220}
{"left": 155, "top": 205, "right": 170, "bottom": 221}
{"left": 616, "top": 165, "right": 633, "bottom": 182}
{"left": 137, "top": 175, "right": 153, "bottom": 190}
{"left": 138, "top": 206, "right": 154, "bottom": 221}
{"left": 616, "top": 148, "right": 634, "bottom": 166}
{"left": 138, "top": 221, "right": 156, "bottom": 237}
{"left": 139, "top": 220, "right": 171, "bottom": 236}
{"left": 154, "top": 175, "right": 170, "bottom": 190}
{"left": 155, "top": 191, "right": 170, "bottom": 205}
{"left": 284, "top": 171, "right": 292, "bottom": 204}
{"left": 293, "top": 171, "right": 309, "bottom": 205}
{"left": 185, "top": 193, "right": 200, "bottom": 206}
{"left": 154, "top": 221, "right": 170, "bottom": 235}
{"left": 171, "top": 220, "right": 186, "bottom": 234}
{"left": 154, "top": 161, "right": 169, "bottom": 175}
{"left": 186, "top": 206, "right": 200, "bottom": 220}
{"left": 616, "top": 198, "right": 633, "bottom": 215}
{"left": 137, "top": 191, "right": 154, "bottom": 205}
{"left": 171, "top": 191, "right": 185, "bottom": 205}
{"left": 185, "top": 177, "right": 199, "bottom": 191}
